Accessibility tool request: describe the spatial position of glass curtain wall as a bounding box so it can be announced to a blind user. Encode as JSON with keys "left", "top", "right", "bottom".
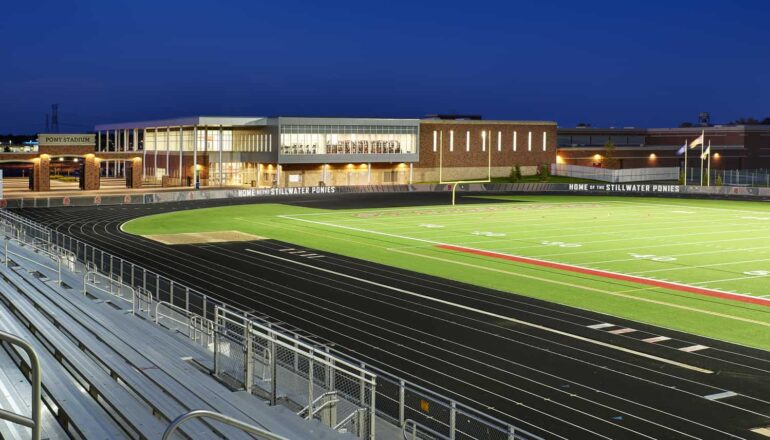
{"left": 280, "top": 124, "right": 417, "bottom": 155}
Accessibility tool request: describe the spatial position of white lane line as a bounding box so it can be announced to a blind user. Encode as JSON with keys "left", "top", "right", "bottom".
{"left": 608, "top": 328, "right": 636, "bottom": 335}
{"left": 680, "top": 345, "right": 709, "bottom": 353}
{"left": 245, "top": 248, "right": 713, "bottom": 374}
{"left": 643, "top": 336, "right": 672, "bottom": 343}
{"left": 587, "top": 323, "right": 615, "bottom": 329}
{"left": 704, "top": 391, "right": 738, "bottom": 401}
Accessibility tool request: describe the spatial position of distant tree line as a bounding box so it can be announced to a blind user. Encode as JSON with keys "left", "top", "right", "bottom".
{"left": 0, "top": 134, "right": 36, "bottom": 144}
{"left": 680, "top": 117, "right": 770, "bottom": 127}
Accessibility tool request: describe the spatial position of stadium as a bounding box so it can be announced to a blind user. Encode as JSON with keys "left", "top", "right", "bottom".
{"left": 2, "top": 128, "right": 770, "bottom": 439}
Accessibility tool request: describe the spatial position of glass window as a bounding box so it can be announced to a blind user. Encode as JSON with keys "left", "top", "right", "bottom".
{"left": 543, "top": 132, "right": 547, "bottom": 151}
{"left": 279, "top": 124, "right": 416, "bottom": 155}
{"left": 449, "top": 130, "right": 454, "bottom": 152}
{"left": 513, "top": 131, "right": 517, "bottom": 152}
{"left": 528, "top": 131, "right": 532, "bottom": 152}
{"left": 466, "top": 131, "right": 470, "bottom": 152}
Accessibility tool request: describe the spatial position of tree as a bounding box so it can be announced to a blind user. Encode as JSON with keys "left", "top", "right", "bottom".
{"left": 510, "top": 164, "right": 522, "bottom": 182}
{"left": 539, "top": 164, "right": 550, "bottom": 181}
{"left": 679, "top": 122, "right": 694, "bottom": 128}
{"left": 761, "top": 117, "right": 770, "bottom": 125}
{"left": 603, "top": 140, "right": 620, "bottom": 169}
{"left": 729, "top": 117, "right": 760, "bottom": 126}
{"left": 716, "top": 174, "right": 723, "bottom": 186}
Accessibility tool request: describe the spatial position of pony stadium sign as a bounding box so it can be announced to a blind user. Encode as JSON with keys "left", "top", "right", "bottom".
{"left": 38, "top": 133, "right": 95, "bottom": 146}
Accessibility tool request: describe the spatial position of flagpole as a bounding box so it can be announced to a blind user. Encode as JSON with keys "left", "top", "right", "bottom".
{"left": 699, "top": 130, "right": 705, "bottom": 186}
{"left": 707, "top": 140, "right": 711, "bottom": 186}
{"left": 684, "top": 139, "right": 688, "bottom": 186}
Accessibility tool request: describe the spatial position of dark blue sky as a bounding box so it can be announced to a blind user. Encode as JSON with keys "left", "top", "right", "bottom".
{"left": 2, "top": 0, "right": 768, "bottom": 133}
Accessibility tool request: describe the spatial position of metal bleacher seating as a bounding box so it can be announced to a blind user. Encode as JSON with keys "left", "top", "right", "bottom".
{"left": 0, "top": 235, "right": 349, "bottom": 439}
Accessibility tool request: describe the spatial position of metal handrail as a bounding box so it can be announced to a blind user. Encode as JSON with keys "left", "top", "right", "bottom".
{"left": 155, "top": 301, "right": 215, "bottom": 341}
{"left": 0, "top": 208, "right": 542, "bottom": 440}
{"left": 334, "top": 407, "right": 366, "bottom": 431}
{"left": 297, "top": 391, "right": 339, "bottom": 418}
{"left": 161, "top": 409, "right": 288, "bottom": 440}
{"left": 0, "top": 330, "right": 42, "bottom": 440}
{"left": 403, "top": 419, "right": 450, "bottom": 440}
{"left": 83, "top": 270, "right": 135, "bottom": 314}
{"left": 4, "top": 238, "right": 62, "bottom": 284}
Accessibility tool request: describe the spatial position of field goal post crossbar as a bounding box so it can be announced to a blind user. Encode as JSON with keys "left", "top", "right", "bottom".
{"left": 437, "top": 129, "right": 492, "bottom": 205}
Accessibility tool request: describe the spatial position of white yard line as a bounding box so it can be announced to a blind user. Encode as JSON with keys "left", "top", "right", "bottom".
{"left": 278, "top": 214, "right": 768, "bottom": 303}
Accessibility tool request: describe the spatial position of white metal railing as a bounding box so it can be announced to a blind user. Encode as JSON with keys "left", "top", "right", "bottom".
{"left": 83, "top": 270, "right": 136, "bottom": 314}
{"left": 4, "top": 238, "right": 62, "bottom": 285}
{"left": 162, "top": 409, "right": 288, "bottom": 440}
{"left": 551, "top": 163, "right": 679, "bottom": 183}
{"left": 0, "top": 330, "right": 42, "bottom": 440}
{"left": 0, "top": 207, "right": 545, "bottom": 440}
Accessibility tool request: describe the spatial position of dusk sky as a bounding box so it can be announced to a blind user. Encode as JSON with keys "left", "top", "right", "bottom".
{"left": 2, "top": 0, "right": 769, "bottom": 133}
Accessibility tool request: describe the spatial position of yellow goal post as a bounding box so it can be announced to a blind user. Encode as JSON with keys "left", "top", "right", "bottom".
{"left": 437, "top": 129, "right": 492, "bottom": 205}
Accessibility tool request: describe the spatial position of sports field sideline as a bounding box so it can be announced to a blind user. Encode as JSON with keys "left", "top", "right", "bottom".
{"left": 123, "top": 194, "right": 770, "bottom": 351}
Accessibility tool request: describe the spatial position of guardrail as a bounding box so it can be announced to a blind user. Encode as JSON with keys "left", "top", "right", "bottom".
{"left": 4, "top": 238, "right": 62, "bottom": 285}
{"left": 162, "top": 409, "right": 288, "bottom": 440}
{"left": 0, "top": 330, "right": 42, "bottom": 440}
{"left": 0, "top": 207, "right": 545, "bottom": 440}
{"left": 83, "top": 270, "right": 136, "bottom": 314}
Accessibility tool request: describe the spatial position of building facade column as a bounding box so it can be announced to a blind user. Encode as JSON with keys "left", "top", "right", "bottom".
{"left": 219, "top": 125, "right": 223, "bottom": 186}
{"left": 409, "top": 163, "right": 413, "bottom": 184}
{"left": 192, "top": 125, "right": 198, "bottom": 189}
{"left": 178, "top": 126, "right": 183, "bottom": 185}
{"left": 142, "top": 128, "right": 147, "bottom": 178}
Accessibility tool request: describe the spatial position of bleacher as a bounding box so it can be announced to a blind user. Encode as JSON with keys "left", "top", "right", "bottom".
{"left": 0, "top": 233, "right": 350, "bottom": 439}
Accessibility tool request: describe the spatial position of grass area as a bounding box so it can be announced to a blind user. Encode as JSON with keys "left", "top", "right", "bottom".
{"left": 123, "top": 195, "right": 770, "bottom": 351}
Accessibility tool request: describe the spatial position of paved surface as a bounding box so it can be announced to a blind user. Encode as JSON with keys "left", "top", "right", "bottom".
{"left": 16, "top": 192, "right": 770, "bottom": 439}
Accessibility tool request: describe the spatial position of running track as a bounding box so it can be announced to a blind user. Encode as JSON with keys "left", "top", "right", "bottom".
{"left": 16, "top": 192, "right": 770, "bottom": 439}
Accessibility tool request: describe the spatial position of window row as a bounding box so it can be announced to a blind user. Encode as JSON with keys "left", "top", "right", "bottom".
{"left": 281, "top": 124, "right": 417, "bottom": 135}
{"left": 143, "top": 130, "right": 272, "bottom": 153}
{"left": 280, "top": 132, "right": 416, "bottom": 155}
{"left": 433, "top": 130, "right": 548, "bottom": 153}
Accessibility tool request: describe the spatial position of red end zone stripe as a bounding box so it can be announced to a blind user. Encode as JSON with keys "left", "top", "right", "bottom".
{"left": 436, "top": 244, "right": 770, "bottom": 307}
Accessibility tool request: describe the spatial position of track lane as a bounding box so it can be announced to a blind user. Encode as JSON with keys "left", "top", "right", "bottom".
{"left": 16, "top": 193, "right": 770, "bottom": 439}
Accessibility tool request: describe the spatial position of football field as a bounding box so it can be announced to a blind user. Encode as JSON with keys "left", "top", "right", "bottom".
{"left": 123, "top": 194, "right": 770, "bottom": 350}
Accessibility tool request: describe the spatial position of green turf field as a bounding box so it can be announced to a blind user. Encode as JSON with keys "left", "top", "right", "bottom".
{"left": 123, "top": 195, "right": 770, "bottom": 350}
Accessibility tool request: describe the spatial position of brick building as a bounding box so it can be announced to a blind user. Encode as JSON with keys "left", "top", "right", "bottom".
{"left": 557, "top": 125, "right": 770, "bottom": 170}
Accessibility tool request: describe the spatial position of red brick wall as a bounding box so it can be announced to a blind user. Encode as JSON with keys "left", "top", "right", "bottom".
{"left": 418, "top": 121, "right": 557, "bottom": 169}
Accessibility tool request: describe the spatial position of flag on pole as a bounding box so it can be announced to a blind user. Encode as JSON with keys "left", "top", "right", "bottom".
{"left": 700, "top": 145, "right": 711, "bottom": 160}
{"left": 689, "top": 133, "right": 704, "bottom": 149}
{"left": 676, "top": 142, "right": 687, "bottom": 155}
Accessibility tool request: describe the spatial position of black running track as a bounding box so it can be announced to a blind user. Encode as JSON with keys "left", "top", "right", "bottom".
{"left": 16, "top": 192, "right": 770, "bottom": 439}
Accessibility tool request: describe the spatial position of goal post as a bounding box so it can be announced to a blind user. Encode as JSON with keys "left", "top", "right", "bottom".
{"left": 438, "top": 129, "right": 492, "bottom": 205}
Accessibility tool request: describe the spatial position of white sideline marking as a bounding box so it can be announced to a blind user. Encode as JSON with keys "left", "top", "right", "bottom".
{"left": 704, "top": 391, "right": 738, "bottom": 401}
{"left": 608, "top": 328, "right": 636, "bottom": 335}
{"left": 587, "top": 323, "right": 614, "bottom": 329}
{"left": 277, "top": 214, "right": 769, "bottom": 306}
{"left": 679, "top": 344, "right": 709, "bottom": 353}
{"left": 642, "top": 336, "right": 671, "bottom": 343}
{"left": 245, "top": 248, "right": 713, "bottom": 374}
